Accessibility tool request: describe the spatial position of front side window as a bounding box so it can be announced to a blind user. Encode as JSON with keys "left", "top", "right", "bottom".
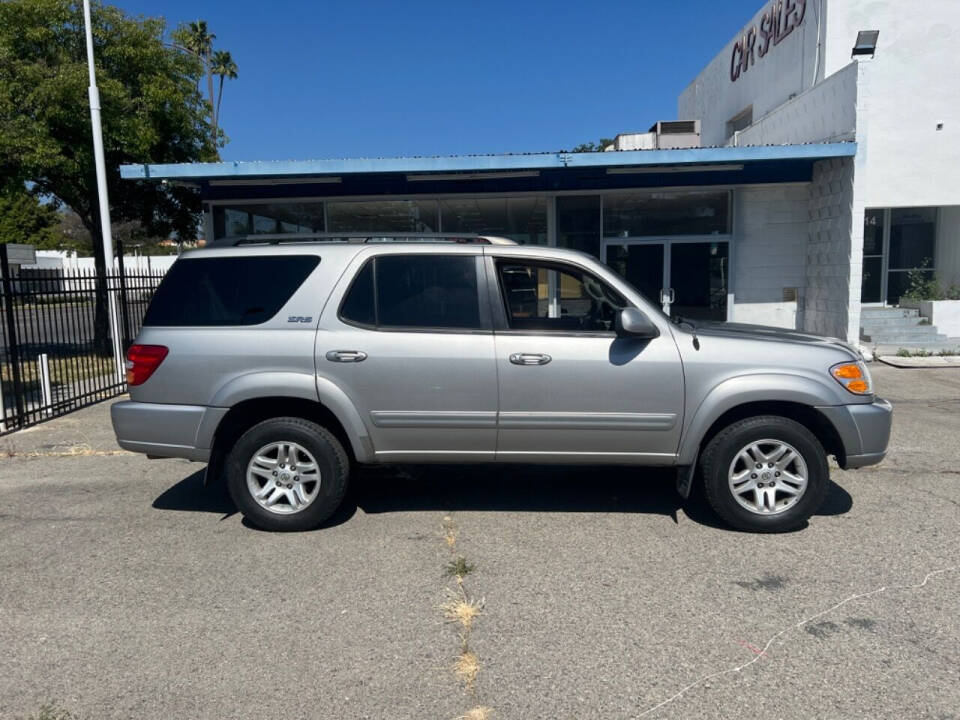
{"left": 339, "top": 255, "right": 481, "bottom": 330}
{"left": 496, "top": 260, "right": 626, "bottom": 333}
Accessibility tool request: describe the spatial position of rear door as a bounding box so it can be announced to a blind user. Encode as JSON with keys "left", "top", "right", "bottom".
{"left": 487, "top": 253, "right": 685, "bottom": 463}
{"left": 318, "top": 248, "right": 498, "bottom": 461}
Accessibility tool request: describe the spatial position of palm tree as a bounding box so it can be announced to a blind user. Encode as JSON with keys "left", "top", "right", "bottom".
{"left": 211, "top": 50, "right": 238, "bottom": 129}
{"left": 179, "top": 20, "right": 217, "bottom": 137}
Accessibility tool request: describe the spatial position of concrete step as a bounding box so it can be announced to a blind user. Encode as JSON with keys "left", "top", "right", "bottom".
{"left": 860, "top": 307, "right": 920, "bottom": 319}
{"left": 864, "top": 333, "right": 949, "bottom": 344}
{"left": 860, "top": 325, "right": 937, "bottom": 336}
{"left": 860, "top": 316, "right": 932, "bottom": 328}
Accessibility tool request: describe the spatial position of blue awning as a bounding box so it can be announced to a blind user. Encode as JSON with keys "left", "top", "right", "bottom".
{"left": 120, "top": 143, "right": 855, "bottom": 181}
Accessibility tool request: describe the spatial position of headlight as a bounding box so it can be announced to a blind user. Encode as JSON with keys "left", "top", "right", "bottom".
{"left": 830, "top": 360, "right": 873, "bottom": 395}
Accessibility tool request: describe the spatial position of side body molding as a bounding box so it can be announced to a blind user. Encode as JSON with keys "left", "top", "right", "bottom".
{"left": 676, "top": 373, "right": 844, "bottom": 465}
{"left": 205, "top": 371, "right": 374, "bottom": 463}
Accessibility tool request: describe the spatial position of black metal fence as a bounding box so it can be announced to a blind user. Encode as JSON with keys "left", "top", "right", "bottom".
{"left": 0, "top": 247, "right": 165, "bottom": 434}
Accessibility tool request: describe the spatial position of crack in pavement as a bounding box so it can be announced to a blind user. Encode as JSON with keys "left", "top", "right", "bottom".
{"left": 635, "top": 566, "right": 959, "bottom": 718}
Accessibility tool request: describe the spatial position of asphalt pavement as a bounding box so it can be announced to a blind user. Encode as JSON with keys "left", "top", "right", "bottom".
{"left": 0, "top": 364, "right": 957, "bottom": 719}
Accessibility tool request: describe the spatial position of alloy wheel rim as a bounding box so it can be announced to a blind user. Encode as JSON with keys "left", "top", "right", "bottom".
{"left": 246, "top": 441, "right": 321, "bottom": 515}
{"left": 727, "top": 439, "right": 808, "bottom": 516}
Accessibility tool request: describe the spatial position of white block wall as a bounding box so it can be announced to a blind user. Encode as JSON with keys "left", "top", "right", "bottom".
{"left": 735, "top": 62, "right": 858, "bottom": 147}
{"left": 805, "top": 157, "right": 860, "bottom": 341}
{"left": 731, "top": 184, "right": 810, "bottom": 329}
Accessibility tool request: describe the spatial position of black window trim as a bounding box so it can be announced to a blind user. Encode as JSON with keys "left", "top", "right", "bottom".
{"left": 485, "top": 255, "right": 630, "bottom": 338}
{"left": 336, "top": 253, "right": 492, "bottom": 334}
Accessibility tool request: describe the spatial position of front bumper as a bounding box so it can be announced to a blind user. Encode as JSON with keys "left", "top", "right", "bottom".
{"left": 817, "top": 398, "right": 893, "bottom": 469}
{"left": 111, "top": 400, "right": 226, "bottom": 461}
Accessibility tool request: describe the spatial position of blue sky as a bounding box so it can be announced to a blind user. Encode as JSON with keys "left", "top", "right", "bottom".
{"left": 115, "top": 0, "right": 760, "bottom": 162}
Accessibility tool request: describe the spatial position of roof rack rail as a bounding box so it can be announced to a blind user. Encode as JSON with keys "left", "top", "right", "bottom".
{"left": 214, "top": 232, "right": 518, "bottom": 247}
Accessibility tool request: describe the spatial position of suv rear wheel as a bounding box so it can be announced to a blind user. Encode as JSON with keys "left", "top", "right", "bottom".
{"left": 699, "top": 415, "right": 829, "bottom": 533}
{"left": 226, "top": 417, "right": 349, "bottom": 531}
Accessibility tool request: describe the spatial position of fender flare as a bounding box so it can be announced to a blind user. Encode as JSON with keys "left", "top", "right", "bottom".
{"left": 676, "top": 373, "right": 842, "bottom": 465}
{"left": 205, "top": 371, "right": 373, "bottom": 463}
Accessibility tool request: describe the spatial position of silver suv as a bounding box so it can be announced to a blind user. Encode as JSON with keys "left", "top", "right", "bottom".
{"left": 111, "top": 234, "right": 892, "bottom": 533}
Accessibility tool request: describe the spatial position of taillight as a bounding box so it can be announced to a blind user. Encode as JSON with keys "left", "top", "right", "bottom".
{"left": 125, "top": 344, "right": 169, "bottom": 386}
{"left": 829, "top": 360, "right": 873, "bottom": 395}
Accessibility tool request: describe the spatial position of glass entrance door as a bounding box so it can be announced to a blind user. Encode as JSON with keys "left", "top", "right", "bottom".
{"left": 605, "top": 243, "right": 665, "bottom": 309}
{"left": 670, "top": 241, "right": 729, "bottom": 321}
{"left": 604, "top": 239, "right": 729, "bottom": 322}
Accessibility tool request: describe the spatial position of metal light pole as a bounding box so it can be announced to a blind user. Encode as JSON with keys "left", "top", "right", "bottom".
{"left": 82, "top": 0, "right": 126, "bottom": 384}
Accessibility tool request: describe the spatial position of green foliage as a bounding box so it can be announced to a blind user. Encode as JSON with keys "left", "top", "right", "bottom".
{"left": 895, "top": 347, "right": 958, "bottom": 357}
{"left": 17, "top": 703, "right": 78, "bottom": 720}
{"left": 444, "top": 556, "right": 475, "bottom": 578}
{"left": 211, "top": 49, "right": 238, "bottom": 127}
{"left": 901, "top": 266, "right": 960, "bottom": 301}
{"left": 172, "top": 20, "right": 238, "bottom": 143}
{"left": 0, "top": 188, "right": 61, "bottom": 248}
{"left": 571, "top": 138, "right": 615, "bottom": 153}
{"left": 0, "top": 0, "right": 218, "bottom": 243}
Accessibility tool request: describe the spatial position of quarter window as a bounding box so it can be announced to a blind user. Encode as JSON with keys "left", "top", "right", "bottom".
{"left": 340, "top": 255, "right": 481, "bottom": 330}
{"left": 496, "top": 260, "right": 626, "bottom": 333}
{"left": 144, "top": 255, "right": 319, "bottom": 327}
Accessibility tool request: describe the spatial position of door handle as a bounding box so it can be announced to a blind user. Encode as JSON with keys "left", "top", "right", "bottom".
{"left": 326, "top": 350, "right": 367, "bottom": 363}
{"left": 509, "top": 352, "right": 552, "bottom": 366}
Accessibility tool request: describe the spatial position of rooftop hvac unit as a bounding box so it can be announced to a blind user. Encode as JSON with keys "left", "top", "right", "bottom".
{"left": 648, "top": 120, "right": 701, "bottom": 149}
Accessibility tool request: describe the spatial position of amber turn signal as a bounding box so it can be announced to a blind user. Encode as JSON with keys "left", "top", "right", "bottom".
{"left": 830, "top": 361, "right": 872, "bottom": 395}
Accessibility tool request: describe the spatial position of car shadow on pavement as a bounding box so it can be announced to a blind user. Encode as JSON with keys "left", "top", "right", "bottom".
{"left": 152, "top": 464, "right": 852, "bottom": 531}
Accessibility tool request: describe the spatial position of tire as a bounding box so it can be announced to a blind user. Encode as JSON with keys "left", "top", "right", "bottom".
{"left": 226, "top": 417, "right": 350, "bottom": 531}
{"left": 699, "top": 415, "right": 829, "bottom": 533}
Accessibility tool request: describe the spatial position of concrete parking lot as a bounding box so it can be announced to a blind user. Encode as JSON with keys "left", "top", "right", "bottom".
{"left": 1, "top": 364, "right": 958, "bottom": 720}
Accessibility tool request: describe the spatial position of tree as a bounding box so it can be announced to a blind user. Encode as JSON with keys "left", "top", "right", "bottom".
{"left": 571, "top": 138, "right": 615, "bottom": 153}
{"left": 211, "top": 50, "right": 238, "bottom": 129}
{"left": 172, "top": 21, "right": 237, "bottom": 147}
{"left": 173, "top": 20, "right": 216, "bottom": 138}
{"left": 0, "top": 188, "right": 61, "bottom": 249}
{"left": 0, "top": 0, "right": 218, "bottom": 352}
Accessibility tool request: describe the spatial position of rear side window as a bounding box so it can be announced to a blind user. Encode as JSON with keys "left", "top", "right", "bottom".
{"left": 339, "top": 255, "right": 481, "bottom": 330}
{"left": 143, "top": 255, "right": 319, "bottom": 326}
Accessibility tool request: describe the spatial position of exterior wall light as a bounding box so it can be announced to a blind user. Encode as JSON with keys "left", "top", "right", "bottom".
{"left": 852, "top": 30, "right": 879, "bottom": 58}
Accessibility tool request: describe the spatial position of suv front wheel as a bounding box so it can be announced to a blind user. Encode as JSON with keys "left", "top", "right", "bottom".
{"left": 699, "top": 415, "right": 829, "bottom": 533}
{"left": 226, "top": 417, "right": 350, "bottom": 531}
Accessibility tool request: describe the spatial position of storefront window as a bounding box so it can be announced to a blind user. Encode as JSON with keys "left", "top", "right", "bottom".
{"left": 557, "top": 195, "right": 601, "bottom": 258}
{"left": 212, "top": 202, "right": 325, "bottom": 240}
{"left": 327, "top": 200, "right": 438, "bottom": 233}
{"left": 603, "top": 190, "right": 730, "bottom": 237}
{"left": 439, "top": 196, "right": 547, "bottom": 244}
{"left": 888, "top": 207, "right": 937, "bottom": 304}
{"left": 861, "top": 209, "right": 884, "bottom": 303}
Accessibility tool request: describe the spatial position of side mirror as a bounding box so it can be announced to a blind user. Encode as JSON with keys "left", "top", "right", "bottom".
{"left": 615, "top": 307, "right": 660, "bottom": 339}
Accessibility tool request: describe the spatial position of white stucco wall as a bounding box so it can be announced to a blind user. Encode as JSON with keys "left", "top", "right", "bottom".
{"left": 734, "top": 61, "right": 857, "bottom": 146}
{"left": 825, "top": 0, "right": 960, "bottom": 209}
{"left": 678, "top": 0, "right": 823, "bottom": 147}
{"left": 682, "top": 0, "right": 960, "bottom": 207}
{"left": 731, "top": 184, "right": 810, "bottom": 328}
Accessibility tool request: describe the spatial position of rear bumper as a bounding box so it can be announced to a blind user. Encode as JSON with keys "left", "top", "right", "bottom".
{"left": 111, "top": 400, "right": 227, "bottom": 461}
{"left": 818, "top": 398, "right": 893, "bottom": 470}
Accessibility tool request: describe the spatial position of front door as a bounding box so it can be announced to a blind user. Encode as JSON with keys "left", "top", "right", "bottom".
{"left": 488, "top": 254, "right": 685, "bottom": 462}
{"left": 321, "top": 250, "right": 498, "bottom": 460}
{"left": 605, "top": 239, "right": 729, "bottom": 322}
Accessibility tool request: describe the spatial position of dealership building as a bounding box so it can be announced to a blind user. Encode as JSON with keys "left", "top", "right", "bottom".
{"left": 122, "top": 0, "right": 960, "bottom": 345}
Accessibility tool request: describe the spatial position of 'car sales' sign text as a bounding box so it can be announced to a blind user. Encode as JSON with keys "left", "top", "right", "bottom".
{"left": 731, "top": 0, "right": 808, "bottom": 82}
